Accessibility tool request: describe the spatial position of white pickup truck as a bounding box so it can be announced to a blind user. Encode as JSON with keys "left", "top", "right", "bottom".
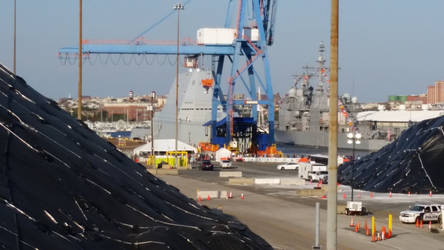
{"left": 298, "top": 162, "right": 328, "bottom": 182}
{"left": 399, "top": 204, "right": 443, "bottom": 223}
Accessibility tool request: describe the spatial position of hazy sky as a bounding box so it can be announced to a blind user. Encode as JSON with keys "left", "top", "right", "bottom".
{"left": 1, "top": 1, "right": 443, "bottom": 102}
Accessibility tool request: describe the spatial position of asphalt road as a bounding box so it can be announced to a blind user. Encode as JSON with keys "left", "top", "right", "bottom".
{"left": 168, "top": 161, "right": 444, "bottom": 249}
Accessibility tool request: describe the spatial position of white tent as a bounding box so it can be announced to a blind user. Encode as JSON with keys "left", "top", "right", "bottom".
{"left": 215, "top": 148, "right": 231, "bottom": 162}
{"left": 133, "top": 139, "right": 197, "bottom": 155}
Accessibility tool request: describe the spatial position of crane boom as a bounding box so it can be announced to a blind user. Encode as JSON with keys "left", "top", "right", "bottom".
{"left": 59, "top": 0, "right": 278, "bottom": 152}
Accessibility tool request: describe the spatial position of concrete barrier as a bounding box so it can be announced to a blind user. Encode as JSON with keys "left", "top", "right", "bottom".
{"left": 295, "top": 186, "right": 328, "bottom": 196}
{"left": 295, "top": 189, "right": 327, "bottom": 196}
{"left": 147, "top": 169, "right": 179, "bottom": 175}
{"left": 219, "top": 171, "right": 243, "bottom": 178}
{"left": 254, "top": 178, "right": 281, "bottom": 185}
{"left": 228, "top": 178, "right": 255, "bottom": 185}
{"left": 242, "top": 157, "right": 300, "bottom": 163}
{"left": 220, "top": 190, "right": 228, "bottom": 199}
{"left": 196, "top": 190, "right": 219, "bottom": 199}
{"left": 280, "top": 178, "right": 306, "bottom": 186}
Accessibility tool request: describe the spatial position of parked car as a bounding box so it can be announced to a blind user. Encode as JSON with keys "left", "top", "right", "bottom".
{"left": 276, "top": 163, "right": 299, "bottom": 171}
{"left": 219, "top": 160, "right": 233, "bottom": 168}
{"left": 399, "top": 204, "right": 442, "bottom": 223}
{"left": 200, "top": 160, "right": 214, "bottom": 171}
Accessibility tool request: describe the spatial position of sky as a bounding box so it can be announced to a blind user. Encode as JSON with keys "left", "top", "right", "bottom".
{"left": 0, "top": 0, "right": 443, "bottom": 102}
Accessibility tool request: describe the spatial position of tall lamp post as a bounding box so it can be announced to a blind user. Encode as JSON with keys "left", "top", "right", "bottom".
{"left": 347, "top": 131, "right": 361, "bottom": 201}
{"left": 173, "top": 3, "right": 184, "bottom": 168}
{"left": 151, "top": 91, "right": 156, "bottom": 168}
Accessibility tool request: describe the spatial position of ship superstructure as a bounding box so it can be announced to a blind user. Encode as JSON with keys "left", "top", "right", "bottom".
{"left": 276, "top": 43, "right": 390, "bottom": 151}
{"left": 155, "top": 69, "right": 224, "bottom": 147}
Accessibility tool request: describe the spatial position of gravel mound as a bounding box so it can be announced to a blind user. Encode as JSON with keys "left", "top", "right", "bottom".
{"left": 338, "top": 114, "right": 444, "bottom": 193}
{"left": 0, "top": 64, "right": 272, "bottom": 250}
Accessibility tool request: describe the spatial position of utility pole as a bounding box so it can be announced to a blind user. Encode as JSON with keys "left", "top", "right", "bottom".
{"left": 77, "top": 0, "right": 83, "bottom": 120}
{"left": 13, "top": 0, "right": 16, "bottom": 74}
{"left": 174, "top": 3, "right": 184, "bottom": 168}
{"left": 151, "top": 91, "right": 156, "bottom": 168}
{"left": 327, "top": 0, "right": 339, "bottom": 249}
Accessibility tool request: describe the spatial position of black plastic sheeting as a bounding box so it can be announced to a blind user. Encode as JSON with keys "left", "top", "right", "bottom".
{"left": 338, "top": 115, "right": 444, "bottom": 194}
{"left": 0, "top": 65, "right": 272, "bottom": 250}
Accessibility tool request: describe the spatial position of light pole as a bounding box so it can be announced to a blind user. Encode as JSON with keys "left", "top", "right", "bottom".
{"left": 347, "top": 131, "right": 361, "bottom": 201}
{"left": 151, "top": 91, "right": 156, "bottom": 168}
{"left": 173, "top": 3, "right": 184, "bottom": 168}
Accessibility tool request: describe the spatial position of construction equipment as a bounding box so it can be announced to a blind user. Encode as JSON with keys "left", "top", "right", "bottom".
{"left": 59, "top": 0, "right": 278, "bottom": 153}
{"left": 345, "top": 201, "right": 367, "bottom": 216}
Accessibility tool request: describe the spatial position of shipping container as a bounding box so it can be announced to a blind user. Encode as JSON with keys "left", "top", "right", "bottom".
{"left": 243, "top": 28, "right": 259, "bottom": 42}
{"left": 196, "top": 28, "right": 237, "bottom": 45}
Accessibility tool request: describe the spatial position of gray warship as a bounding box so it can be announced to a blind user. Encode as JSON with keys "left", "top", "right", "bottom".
{"left": 275, "top": 42, "right": 389, "bottom": 151}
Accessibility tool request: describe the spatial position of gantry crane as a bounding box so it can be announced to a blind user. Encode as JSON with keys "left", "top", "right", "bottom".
{"left": 59, "top": 0, "right": 278, "bottom": 152}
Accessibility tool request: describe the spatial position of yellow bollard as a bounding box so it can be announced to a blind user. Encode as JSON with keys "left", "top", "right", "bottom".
{"left": 371, "top": 216, "right": 376, "bottom": 242}
{"left": 388, "top": 214, "right": 392, "bottom": 238}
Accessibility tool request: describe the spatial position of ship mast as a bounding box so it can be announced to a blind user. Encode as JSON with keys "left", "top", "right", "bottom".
{"left": 317, "top": 41, "right": 327, "bottom": 90}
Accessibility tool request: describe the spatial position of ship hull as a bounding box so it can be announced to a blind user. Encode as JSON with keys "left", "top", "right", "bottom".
{"left": 275, "top": 129, "right": 389, "bottom": 152}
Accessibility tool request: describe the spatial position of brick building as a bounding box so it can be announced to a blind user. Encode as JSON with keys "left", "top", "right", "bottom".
{"left": 427, "top": 81, "right": 444, "bottom": 104}
{"left": 103, "top": 103, "right": 155, "bottom": 121}
{"left": 406, "top": 94, "right": 427, "bottom": 104}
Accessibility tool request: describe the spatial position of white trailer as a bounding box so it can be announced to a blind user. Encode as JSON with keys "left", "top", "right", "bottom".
{"left": 298, "top": 162, "right": 328, "bottom": 182}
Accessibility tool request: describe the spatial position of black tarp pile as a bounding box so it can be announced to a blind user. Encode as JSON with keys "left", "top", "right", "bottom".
{"left": 0, "top": 64, "right": 272, "bottom": 250}
{"left": 338, "top": 115, "right": 444, "bottom": 193}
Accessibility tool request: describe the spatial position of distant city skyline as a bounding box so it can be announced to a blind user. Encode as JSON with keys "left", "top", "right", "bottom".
{"left": 1, "top": 1, "right": 444, "bottom": 102}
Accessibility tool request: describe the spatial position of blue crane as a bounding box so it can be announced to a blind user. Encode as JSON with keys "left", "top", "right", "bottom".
{"left": 59, "top": 0, "right": 278, "bottom": 151}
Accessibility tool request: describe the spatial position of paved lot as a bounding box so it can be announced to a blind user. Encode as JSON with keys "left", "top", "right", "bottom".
{"left": 161, "top": 162, "right": 444, "bottom": 249}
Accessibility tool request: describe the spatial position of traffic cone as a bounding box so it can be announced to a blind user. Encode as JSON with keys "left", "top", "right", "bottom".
{"left": 349, "top": 217, "right": 354, "bottom": 227}
{"left": 416, "top": 218, "right": 419, "bottom": 228}
{"left": 420, "top": 220, "right": 423, "bottom": 229}
{"left": 355, "top": 224, "right": 359, "bottom": 233}
{"left": 429, "top": 221, "right": 432, "bottom": 232}
{"left": 381, "top": 226, "right": 386, "bottom": 240}
{"left": 429, "top": 190, "right": 433, "bottom": 197}
{"left": 241, "top": 193, "right": 245, "bottom": 200}
{"left": 370, "top": 192, "right": 374, "bottom": 198}
{"left": 371, "top": 231, "right": 376, "bottom": 242}
{"left": 389, "top": 191, "right": 392, "bottom": 198}
{"left": 377, "top": 232, "right": 381, "bottom": 241}
{"left": 198, "top": 196, "right": 202, "bottom": 202}
{"left": 207, "top": 195, "right": 211, "bottom": 201}
{"left": 357, "top": 221, "right": 361, "bottom": 230}
{"left": 366, "top": 224, "right": 370, "bottom": 236}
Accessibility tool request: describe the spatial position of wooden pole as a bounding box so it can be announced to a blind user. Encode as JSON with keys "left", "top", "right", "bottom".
{"left": 327, "top": 0, "right": 339, "bottom": 249}
{"left": 77, "top": 0, "right": 83, "bottom": 120}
